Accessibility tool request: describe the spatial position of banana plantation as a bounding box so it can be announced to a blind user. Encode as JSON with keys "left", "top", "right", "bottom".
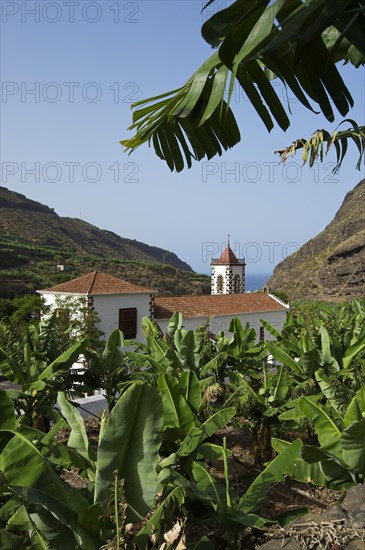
{"left": 0, "top": 299, "right": 365, "bottom": 548}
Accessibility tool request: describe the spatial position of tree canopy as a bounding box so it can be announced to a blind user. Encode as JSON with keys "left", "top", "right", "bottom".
{"left": 121, "top": 0, "right": 365, "bottom": 172}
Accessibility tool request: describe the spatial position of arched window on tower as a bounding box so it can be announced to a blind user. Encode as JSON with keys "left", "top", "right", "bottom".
{"left": 234, "top": 274, "right": 241, "bottom": 293}
{"left": 216, "top": 275, "right": 224, "bottom": 294}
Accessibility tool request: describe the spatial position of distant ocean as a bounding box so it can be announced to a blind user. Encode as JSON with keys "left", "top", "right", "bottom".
{"left": 245, "top": 274, "right": 272, "bottom": 292}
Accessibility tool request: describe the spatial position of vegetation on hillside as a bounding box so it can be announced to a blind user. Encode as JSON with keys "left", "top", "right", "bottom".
{"left": 0, "top": 187, "right": 192, "bottom": 272}
{"left": 0, "top": 235, "right": 210, "bottom": 299}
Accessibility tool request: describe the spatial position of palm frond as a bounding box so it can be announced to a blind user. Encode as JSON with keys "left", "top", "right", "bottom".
{"left": 122, "top": 0, "right": 365, "bottom": 172}
{"left": 275, "top": 120, "right": 365, "bottom": 172}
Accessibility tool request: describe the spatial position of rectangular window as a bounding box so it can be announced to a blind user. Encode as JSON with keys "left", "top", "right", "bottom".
{"left": 119, "top": 308, "right": 137, "bottom": 339}
{"left": 259, "top": 326, "right": 265, "bottom": 341}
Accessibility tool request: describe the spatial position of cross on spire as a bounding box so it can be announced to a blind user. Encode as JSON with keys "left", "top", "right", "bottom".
{"left": 227, "top": 234, "right": 230, "bottom": 246}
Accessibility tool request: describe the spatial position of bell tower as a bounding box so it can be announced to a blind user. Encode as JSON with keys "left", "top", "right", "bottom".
{"left": 211, "top": 238, "right": 246, "bottom": 295}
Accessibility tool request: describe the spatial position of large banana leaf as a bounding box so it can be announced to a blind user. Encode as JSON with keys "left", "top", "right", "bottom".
{"left": 341, "top": 418, "right": 365, "bottom": 476}
{"left": 122, "top": 0, "right": 364, "bottom": 171}
{"left": 38, "top": 339, "right": 86, "bottom": 381}
{"left": 57, "top": 392, "right": 95, "bottom": 464}
{"left": 299, "top": 397, "right": 343, "bottom": 458}
{"left": 299, "top": 444, "right": 355, "bottom": 489}
{"left": 0, "top": 530, "right": 23, "bottom": 550}
{"left": 265, "top": 342, "right": 303, "bottom": 374}
{"left": 342, "top": 335, "right": 365, "bottom": 369}
{"left": 0, "top": 430, "right": 95, "bottom": 548}
{"left": 157, "top": 374, "right": 195, "bottom": 431}
{"left": 101, "top": 329, "right": 124, "bottom": 371}
{"left": 178, "top": 370, "right": 201, "bottom": 413}
{"left": 268, "top": 365, "right": 289, "bottom": 404}
{"left": 94, "top": 382, "right": 163, "bottom": 522}
{"left": 344, "top": 386, "right": 365, "bottom": 428}
{"left": 7, "top": 505, "right": 54, "bottom": 549}
{"left": 0, "top": 391, "right": 16, "bottom": 431}
{"left": 199, "top": 406, "right": 236, "bottom": 437}
{"left": 0, "top": 348, "right": 26, "bottom": 385}
{"left": 174, "top": 330, "right": 202, "bottom": 372}
{"left": 239, "top": 438, "right": 302, "bottom": 513}
{"left": 272, "top": 437, "right": 328, "bottom": 486}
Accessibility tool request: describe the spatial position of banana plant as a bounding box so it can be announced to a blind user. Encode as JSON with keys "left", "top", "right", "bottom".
{"left": 263, "top": 302, "right": 365, "bottom": 414}
{"left": 0, "top": 390, "right": 97, "bottom": 549}
{"left": 0, "top": 318, "right": 87, "bottom": 431}
{"left": 0, "top": 381, "right": 164, "bottom": 548}
{"left": 227, "top": 360, "right": 290, "bottom": 466}
{"left": 82, "top": 329, "right": 142, "bottom": 410}
{"left": 143, "top": 437, "right": 306, "bottom": 548}
{"left": 157, "top": 369, "right": 236, "bottom": 463}
{"left": 273, "top": 386, "right": 365, "bottom": 490}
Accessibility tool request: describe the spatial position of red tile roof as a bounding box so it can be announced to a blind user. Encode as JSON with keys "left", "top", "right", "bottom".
{"left": 38, "top": 271, "right": 153, "bottom": 295}
{"left": 212, "top": 245, "right": 243, "bottom": 265}
{"left": 154, "top": 293, "right": 287, "bottom": 319}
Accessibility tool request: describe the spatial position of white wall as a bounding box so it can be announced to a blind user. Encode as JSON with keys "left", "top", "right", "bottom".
{"left": 92, "top": 293, "right": 151, "bottom": 341}
{"left": 39, "top": 291, "right": 152, "bottom": 342}
{"left": 156, "top": 309, "right": 287, "bottom": 341}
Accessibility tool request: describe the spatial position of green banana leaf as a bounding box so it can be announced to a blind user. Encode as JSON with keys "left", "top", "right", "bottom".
{"left": 94, "top": 382, "right": 163, "bottom": 522}
{"left": 342, "top": 418, "right": 365, "bottom": 476}
{"left": 0, "top": 391, "right": 16, "bottom": 430}
{"left": 265, "top": 343, "right": 303, "bottom": 374}
{"left": 344, "top": 386, "right": 365, "bottom": 428}
{"left": 57, "top": 392, "right": 95, "bottom": 463}
{"left": 174, "top": 330, "right": 202, "bottom": 372}
{"left": 0, "top": 348, "right": 26, "bottom": 385}
{"left": 7, "top": 505, "right": 54, "bottom": 549}
{"left": 38, "top": 339, "right": 86, "bottom": 381}
{"left": 239, "top": 438, "right": 303, "bottom": 513}
{"left": 178, "top": 370, "right": 201, "bottom": 413}
{"left": 299, "top": 397, "right": 343, "bottom": 458}
{"left": 191, "top": 461, "right": 225, "bottom": 511}
{"left": 101, "top": 329, "right": 124, "bottom": 371}
{"left": 199, "top": 406, "right": 236, "bottom": 437}
{"left": 342, "top": 338, "right": 365, "bottom": 369}
{"left": 176, "top": 427, "right": 205, "bottom": 458}
{"left": 0, "top": 530, "right": 23, "bottom": 550}
{"left": 272, "top": 438, "right": 328, "bottom": 487}
{"left": 268, "top": 366, "right": 289, "bottom": 404}
{"left": 191, "top": 462, "right": 269, "bottom": 529}
{"left": 0, "top": 431, "right": 95, "bottom": 548}
{"left": 320, "top": 459, "right": 356, "bottom": 490}
{"left": 167, "top": 312, "right": 183, "bottom": 339}
{"left": 157, "top": 374, "right": 195, "bottom": 431}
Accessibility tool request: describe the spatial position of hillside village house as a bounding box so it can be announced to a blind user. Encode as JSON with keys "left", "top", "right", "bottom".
{"left": 37, "top": 244, "right": 289, "bottom": 341}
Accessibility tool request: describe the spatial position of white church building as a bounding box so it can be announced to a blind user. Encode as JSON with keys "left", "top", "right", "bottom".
{"left": 38, "top": 244, "right": 289, "bottom": 341}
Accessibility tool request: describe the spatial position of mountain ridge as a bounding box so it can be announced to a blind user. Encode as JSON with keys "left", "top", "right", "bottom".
{"left": 0, "top": 187, "right": 192, "bottom": 271}
{"left": 267, "top": 179, "right": 365, "bottom": 301}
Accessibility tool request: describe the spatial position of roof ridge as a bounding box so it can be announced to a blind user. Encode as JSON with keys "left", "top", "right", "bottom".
{"left": 87, "top": 271, "right": 98, "bottom": 294}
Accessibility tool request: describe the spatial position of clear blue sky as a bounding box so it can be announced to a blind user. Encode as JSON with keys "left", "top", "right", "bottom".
{"left": 1, "top": 0, "right": 364, "bottom": 276}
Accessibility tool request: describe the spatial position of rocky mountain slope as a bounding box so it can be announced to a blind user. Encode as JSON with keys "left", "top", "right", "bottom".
{"left": 267, "top": 179, "right": 365, "bottom": 301}
{"left": 0, "top": 187, "right": 192, "bottom": 271}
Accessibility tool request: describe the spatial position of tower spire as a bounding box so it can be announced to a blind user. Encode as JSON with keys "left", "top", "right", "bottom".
{"left": 211, "top": 237, "right": 246, "bottom": 295}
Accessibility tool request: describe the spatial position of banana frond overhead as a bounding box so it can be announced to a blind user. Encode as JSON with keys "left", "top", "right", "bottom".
{"left": 121, "top": 0, "right": 365, "bottom": 172}
{"left": 275, "top": 120, "right": 365, "bottom": 172}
